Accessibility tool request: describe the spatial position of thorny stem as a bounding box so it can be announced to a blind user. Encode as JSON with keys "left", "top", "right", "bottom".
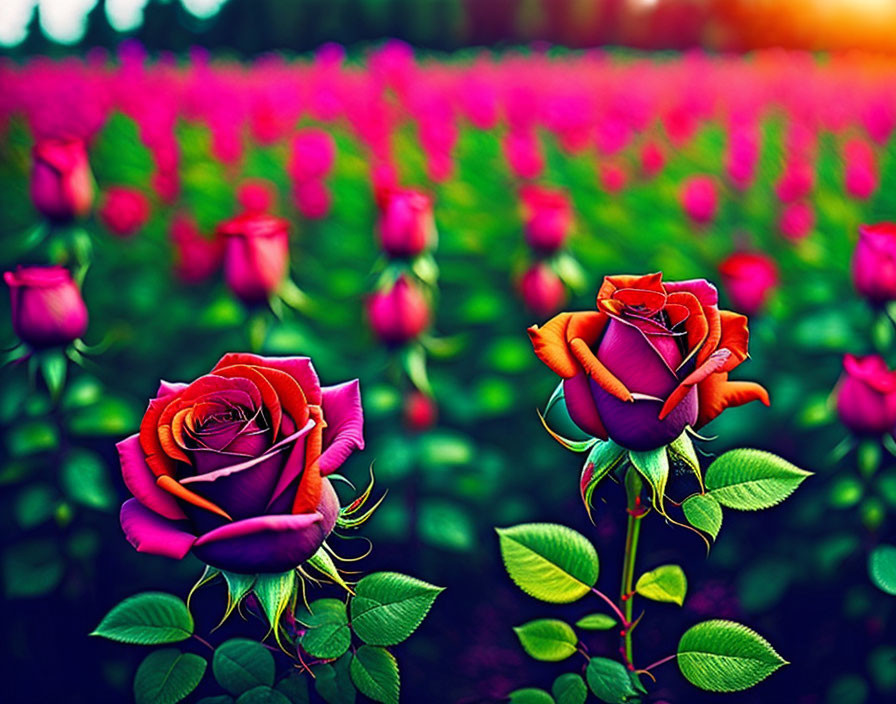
{"left": 619, "top": 506, "right": 643, "bottom": 668}
{"left": 591, "top": 587, "right": 628, "bottom": 626}
{"left": 640, "top": 653, "right": 678, "bottom": 673}
{"left": 192, "top": 634, "right": 214, "bottom": 651}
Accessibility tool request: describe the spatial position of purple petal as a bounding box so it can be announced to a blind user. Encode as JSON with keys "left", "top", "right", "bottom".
{"left": 597, "top": 318, "right": 679, "bottom": 397}
{"left": 563, "top": 373, "right": 606, "bottom": 438}
{"left": 120, "top": 498, "right": 195, "bottom": 559}
{"left": 663, "top": 278, "right": 719, "bottom": 307}
{"left": 157, "top": 380, "right": 188, "bottom": 399}
{"left": 593, "top": 382, "right": 698, "bottom": 451}
{"left": 117, "top": 434, "right": 186, "bottom": 521}
{"left": 319, "top": 379, "right": 365, "bottom": 476}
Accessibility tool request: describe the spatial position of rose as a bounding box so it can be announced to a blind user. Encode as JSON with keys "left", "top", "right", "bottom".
{"left": 852, "top": 223, "right": 896, "bottom": 305}
{"left": 640, "top": 141, "right": 665, "bottom": 179}
{"left": 377, "top": 188, "right": 437, "bottom": 258}
{"left": 289, "top": 129, "right": 336, "bottom": 182}
{"left": 367, "top": 275, "right": 430, "bottom": 345}
{"left": 237, "top": 179, "right": 277, "bottom": 214}
{"left": 170, "top": 213, "right": 222, "bottom": 284}
{"left": 528, "top": 272, "right": 769, "bottom": 451}
{"left": 118, "top": 353, "right": 364, "bottom": 574}
{"left": 99, "top": 186, "right": 150, "bottom": 237}
{"left": 4, "top": 266, "right": 88, "bottom": 348}
{"left": 680, "top": 176, "right": 718, "bottom": 226}
{"left": 519, "top": 262, "right": 568, "bottom": 317}
{"left": 520, "top": 185, "right": 572, "bottom": 254}
{"left": 293, "top": 180, "right": 331, "bottom": 220}
{"left": 216, "top": 213, "right": 290, "bottom": 305}
{"left": 403, "top": 390, "right": 437, "bottom": 432}
{"left": 30, "top": 137, "right": 94, "bottom": 222}
{"left": 718, "top": 252, "right": 778, "bottom": 316}
{"left": 778, "top": 201, "right": 814, "bottom": 241}
{"left": 835, "top": 354, "right": 896, "bottom": 435}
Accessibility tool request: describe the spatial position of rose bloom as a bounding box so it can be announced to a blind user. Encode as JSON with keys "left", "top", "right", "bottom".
{"left": 718, "top": 252, "right": 778, "bottom": 317}
{"left": 778, "top": 201, "right": 814, "bottom": 242}
{"left": 680, "top": 176, "right": 718, "bottom": 226}
{"left": 293, "top": 180, "right": 331, "bottom": 220}
{"left": 30, "top": 137, "right": 94, "bottom": 222}
{"left": 99, "top": 186, "right": 150, "bottom": 237}
{"left": 377, "top": 188, "right": 436, "bottom": 258}
{"left": 529, "top": 273, "right": 769, "bottom": 450}
{"left": 367, "top": 275, "right": 430, "bottom": 345}
{"left": 852, "top": 223, "right": 896, "bottom": 305}
{"left": 170, "top": 213, "right": 222, "bottom": 284}
{"left": 289, "top": 129, "right": 336, "bottom": 182}
{"left": 519, "top": 262, "right": 568, "bottom": 317}
{"left": 836, "top": 354, "right": 896, "bottom": 435}
{"left": 4, "top": 266, "right": 88, "bottom": 348}
{"left": 217, "top": 213, "right": 290, "bottom": 305}
{"left": 118, "top": 353, "right": 364, "bottom": 574}
{"left": 404, "top": 390, "right": 437, "bottom": 432}
{"left": 640, "top": 141, "right": 665, "bottom": 179}
{"left": 520, "top": 185, "right": 572, "bottom": 255}
{"left": 237, "top": 179, "right": 277, "bottom": 214}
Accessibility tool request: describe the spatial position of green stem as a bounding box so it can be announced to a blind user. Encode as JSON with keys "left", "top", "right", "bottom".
{"left": 619, "top": 509, "right": 642, "bottom": 667}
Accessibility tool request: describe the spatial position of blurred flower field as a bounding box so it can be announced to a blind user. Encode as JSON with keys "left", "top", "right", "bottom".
{"left": 2, "top": 44, "right": 896, "bottom": 703}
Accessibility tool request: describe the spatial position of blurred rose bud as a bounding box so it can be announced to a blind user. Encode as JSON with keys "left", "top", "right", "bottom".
{"left": 371, "top": 162, "right": 400, "bottom": 210}
{"left": 844, "top": 139, "right": 878, "bottom": 201}
{"left": 852, "top": 223, "right": 896, "bottom": 305}
{"left": 99, "top": 186, "right": 150, "bottom": 237}
{"left": 680, "top": 175, "right": 718, "bottom": 226}
{"left": 378, "top": 188, "right": 437, "bottom": 258}
{"left": 404, "top": 390, "right": 437, "bottom": 432}
{"left": 367, "top": 275, "right": 430, "bottom": 345}
{"left": 237, "top": 179, "right": 277, "bottom": 214}
{"left": 520, "top": 186, "right": 572, "bottom": 255}
{"left": 836, "top": 354, "right": 896, "bottom": 435}
{"left": 775, "top": 160, "right": 814, "bottom": 203}
{"left": 725, "top": 128, "right": 758, "bottom": 191}
{"left": 519, "top": 262, "right": 567, "bottom": 317}
{"left": 599, "top": 163, "right": 628, "bottom": 194}
{"left": 503, "top": 130, "right": 544, "bottom": 180}
{"left": 30, "top": 137, "right": 94, "bottom": 222}
{"left": 718, "top": 252, "right": 778, "bottom": 316}
{"left": 217, "top": 213, "right": 290, "bottom": 305}
{"left": 778, "top": 201, "right": 814, "bottom": 241}
{"left": 170, "top": 213, "right": 222, "bottom": 284}
{"left": 4, "top": 266, "right": 88, "bottom": 348}
{"left": 289, "top": 129, "right": 336, "bottom": 182}
{"left": 639, "top": 141, "right": 665, "bottom": 178}
{"left": 293, "top": 179, "right": 331, "bottom": 220}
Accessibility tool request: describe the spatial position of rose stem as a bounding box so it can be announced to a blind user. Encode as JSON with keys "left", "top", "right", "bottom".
{"left": 640, "top": 653, "right": 678, "bottom": 673}
{"left": 619, "top": 487, "right": 643, "bottom": 668}
{"left": 590, "top": 586, "right": 627, "bottom": 626}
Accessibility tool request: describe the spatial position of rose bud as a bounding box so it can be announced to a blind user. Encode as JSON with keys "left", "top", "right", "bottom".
{"left": 367, "top": 275, "right": 430, "bottom": 345}
{"left": 99, "top": 186, "right": 150, "bottom": 237}
{"left": 718, "top": 252, "right": 778, "bottom": 317}
{"left": 778, "top": 201, "right": 814, "bottom": 242}
{"left": 170, "top": 213, "right": 222, "bottom": 284}
{"left": 289, "top": 129, "right": 336, "bottom": 182}
{"left": 237, "top": 179, "right": 277, "bottom": 214}
{"left": 4, "top": 266, "right": 88, "bottom": 348}
{"left": 640, "top": 141, "right": 665, "bottom": 179}
{"left": 836, "top": 354, "right": 896, "bottom": 435}
{"left": 293, "top": 179, "right": 331, "bottom": 220}
{"left": 519, "top": 262, "right": 568, "bottom": 317}
{"left": 30, "top": 137, "right": 94, "bottom": 222}
{"left": 217, "top": 213, "right": 290, "bottom": 305}
{"left": 852, "top": 223, "right": 896, "bottom": 305}
{"left": 404, "top": 390, "right": 437, "bottom": 432}
{"left": 520, "top": 185, "right": 573, "bottom": 255}
{"left": 529, "top": 273, "right": 769, "bottom": 451}
{"left": 600, "top": 163, "right": 628, "bottom": 194}
{"left": 117, "top": 353, "right": 364, "bottom": 573}
{"left": 377, "top": 188, "right": 436, "bottom": 258}
{"left": 680, "top": 175, "right": 718, "bottom": 226}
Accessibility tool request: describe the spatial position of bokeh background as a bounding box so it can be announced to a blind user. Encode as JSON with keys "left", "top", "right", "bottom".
{"left": 2, "top": 1, "right": 896, "bottom": 703}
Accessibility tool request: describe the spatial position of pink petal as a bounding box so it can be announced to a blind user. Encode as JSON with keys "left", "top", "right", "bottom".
{"left": 212, "top": 353, "right": 322, "bottom": 404}
{"left": 120, "top": 498, "right": 195, "bottom": 559}
{"left": 117, "top": 435, "right": 186, "bottom": 520}
{"left": 319, "top": 379, "right": 365, "bottom": 476}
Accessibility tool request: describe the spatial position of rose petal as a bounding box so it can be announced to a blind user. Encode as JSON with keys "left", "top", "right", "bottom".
{"left": 212, "top": 353, "right": 322, "bottom": 404}
{"left": 592, "top": 317, "right": 678, "bottom": 397}
{"left": 117, "top": 434, "right": 186, "bottom": 521}
{"left": 528, "top": 311, "right": 607, "bottom": 379}
{"left": 157, "top": 380, "right": 188, "bottom": 398}
{"left": 120, "top": 498, "right": 195, "bottom": 560}
{"left": 593, "top": 382, "right": 698, "bottom": 451}
{"left": 319, "top": 379, "right": 365, "bottom": 476}
{"left": 696, "top": 374, "right": 771, "bottom": 428}
{"left": 562, "top": 373, "right": 608, "bottom": 439}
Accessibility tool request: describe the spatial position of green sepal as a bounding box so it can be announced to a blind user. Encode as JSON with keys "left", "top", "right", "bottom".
{"left": 220, "top": 571, "right": 257, "bottom": 626}
{"left": 629, "top": 447, "right": 669, "bottom": 517}
{"left": 254, "top": 572, "right": 298, "bottom": 647}
{"left": 306, "top": 546, "right": 353, "bottom": 595}
{"left": 538, "top": 407, "right": 598, "bottom": 453}
{"left": 188, "top": 566, "right": 220, "bottom": 610}
{"left": 669, "top": 431, "right": 703, "bottom": 490}
{"left": 580, "top": 440, "right": 627, "bottom": 522}
{"left": 401, "top": 343, "right": 432, "bottom": 395}
{"left": 39, "top": 349, "right": 67, "bottom": 401}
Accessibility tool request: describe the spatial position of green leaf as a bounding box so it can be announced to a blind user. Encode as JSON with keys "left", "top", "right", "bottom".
{"left": 315, "top": 653, "right": 356, "bottom": 704}
{"left": 197, "top": 697, "right": 234, "bottom": 704}
{"left": 585, "top": 657, "right": 638, "bottom": 704}
{"left": 508, "top": 688, "right": 555, "bottom": 704}
{"left": 2, "top": 538, "right": 63, "bottom": 597}
{"left": 40, "top": 350, "right": 67, "bottom": 399}
{"left": 60, "top": 448, "right": 116, "bottom": 510}
{"left": 350, "top": 572, "right": 443, "bottom": 646}
{"left": 69, "top": 396, "right": 140, "bottom": 436}
{"left": 552, "top": 673, "right": 587, "bottom": 704}
{"left": 14, "top": 483, "right": 57, "bottom": 529}
{"left": 830, "top": 477, "right": 863, "bottom": 509}
{"left": 213, "top": 639, "right": 276, "bottom": 696}
{"left": 253, "top": 571, "right": 296, "bottom": 641}
{"left": 91, "top": 592, "right": 193, "bottom": 644}
{"left": 682, "top": 494, "right": 723, "bottom": 539}
{"left": 513, "top": 619, "right": 578, "bottom": 661}
{"left": 349, "top": 646, "right": 400, "bottom": 704}
{"left": 629, "top": 447, "right": 670, "bottom": 515}
{"left": 299, "top": 598, "right": 351, "bottom": 659}
{"left": 704, "top": 449, "right": 811, "bottom": 510}
{"left": 274, "top": 674, "right": 309, "bottom": 704}
{"left": 869, "top": 544, "right": 896, "bottom": 596}
{"left": 235, "top": 687, "right": 291, "bottom": 704}
{"left": 635, "top": 564, "right": 687, "bottom": 606}
{"left": 402, "top": 344, "right": 432, "bottom": 395}
{"left": 858, "top": 440, "right": 882, "bottom": 478}
{"left": 496, "top": 523, "right": 599, "bottom": 603}
{"left": 134, "top": 649, "right": 207, "bottom": 704}
{"left": 575, "top": 613, "right": 617, "bottom": 630}
{"left": 677, "top": 620, "right": 788, "bottom": 691}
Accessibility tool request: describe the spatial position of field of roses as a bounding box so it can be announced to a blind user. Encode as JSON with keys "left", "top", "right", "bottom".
{"left": 2, "top": 43, "right": 896, "bottom": 704}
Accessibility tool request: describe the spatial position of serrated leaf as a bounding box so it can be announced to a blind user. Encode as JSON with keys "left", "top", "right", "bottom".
{"left": 513, "top": 619, "right": 578, "bottom": 661}
{"left": 677, "top": 620, "right": 788, "bottom": 691}
{"left": 629, "top": 447, "right": 669, "bottom": 516}
{"left": 235, "top": 687, "right": 291, "bottom": 704}
{"left": 682, "top": 494, "right": 723, "bottom": 539}
{"left": 213, "top": 639, "right": 275, "bottom": 696}
{"left": 508, "top": 688, "right": 555, "bottom": 704}
{"left": 350, "top": 572, "right": 443, "bottom": 646}
{"left": 254, "top": 572, "right": 296, "bottom": 644}
{"left": 349, "top": 646, "right": 400, "bottom": 704}
{"left": 134, "top": 649, "right": 206, "bottom": 704}
{"left": 91, "top": 592, "right": 193, "bottom": 644}
{"left": 315, "top": 653, "right": 356, "bottom": 704}
{"left": 575, "top": 613, "right": 616, "bottom": 630}
{"left": 497, "top": 523, "right": 599, "bottom": 603}
{"left": 635, "top": 564, "right": 687, "bottom": 606}
{"left": 585, "top": 657, "right": 638, "bottom": 704}
{"left": 869, "top": 544, "right": 896, "bottom": 596}
{"left": 704, "top": 449, "right": 811, "bottom": 510}
{"left": 299, "top": 598, "right": 351, "bottom": 659}
{"left": 552, "top": 673, "right": 587, "bottom": 704}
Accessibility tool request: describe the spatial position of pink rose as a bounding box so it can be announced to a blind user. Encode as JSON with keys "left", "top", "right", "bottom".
{"left": 519, "top": 262, "right": 568, "bottom": 317}
{"left": 718, "top": 252, "right": 778, "bottom": 317}
{"left": 836, "top": 355, "right": 896, "bottom": 435}
{"left": 30, "top": 137, "right": 94, "bottom": 222}
{"left": 5, "top": 266, "right": 88, "bottom": 348}
{"left": 367, "top": 275, "right": 430, "bottom": 345}
{"left": 99, "top": 186, "right": 150, "bottom": 237}
{"left": 852, "top": 223, "right": 896, "bottom": 305}
{"left": 217, "top": 213, "right": 290, "bottom": 304}
{"left": 680, "top": 175, "right": 718, "bottom": 226}
{"left": 377, "top": 188, "right": 437, "bottom": 258}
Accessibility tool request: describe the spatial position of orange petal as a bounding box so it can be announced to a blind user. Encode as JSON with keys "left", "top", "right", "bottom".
{"left": 659, "top": 349, "right": 733, "bottom": 420}
{"left": 213, "top": 364, "right": 283, "bottom": 440}
{"left": 696, "top": 374, "right": 770, "bottom": 428}
{"left": 666, "top": 290, "right": 709, "bottom": 363}
{"left": 570, "top": 338, "right": 633, "bottom": 402}
{"left": 716, "top": 311, "right": 750, "bottom": 372}
{"left": 252, "top": 366, "right": 310, "bottom": 429}
{"left": 157, "top": 475, "right": 232, "bottom": 521}
{"left": 140, "top": 397, "right": 177, "bottom": 478}
{"left": 292, "top": 407, "right": 324, "bottom": 514}
{"left": 528, "top": 311, "right": 606, "bottom": 379}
